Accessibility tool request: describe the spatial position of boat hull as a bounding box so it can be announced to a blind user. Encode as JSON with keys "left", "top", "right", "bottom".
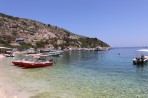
{"left": 12, "top": 61, "right": 23, "bottom": 66}
{"left": 5, "top": 54, "right": 15, "bottom": 57}
{"left": 22, "top": 62, "right": 53, "bottom": 68}
{"left": 133, "top": 58, "right": 148, "bottom": 65}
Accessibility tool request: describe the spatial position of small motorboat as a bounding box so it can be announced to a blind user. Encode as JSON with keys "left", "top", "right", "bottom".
{"left": 133, "top": 56, "right": 148, "bottom": 65}
{"left": 22, "top": 61, "right": 53, "bottom": 68}
{"left": 48, "top": 52, "right": 60, "bottom": 57}
{"left": 12, "top": 54, "right": 54, "bottom": 68}
{"left": 5, "top": 53, "right": 15, "bottom": 57}
{"left": 5, "top": 51, "right": 15, "bottom": 57}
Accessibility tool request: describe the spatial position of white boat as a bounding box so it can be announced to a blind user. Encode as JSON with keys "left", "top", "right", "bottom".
{"left": 133, "top": 56, "right": 148, "bottom": 65}
{"left": 48, "top": 52, "right": 60, "bottom": 57}
{"left": 5, "top": 51, "right": 15, "bottom": 57}
{"left": 133, "top": 49, "right": 148, "bottom": 65}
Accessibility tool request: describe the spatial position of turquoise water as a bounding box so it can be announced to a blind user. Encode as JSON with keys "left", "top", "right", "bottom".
{"left": 0, "top": 47, "right": 148, "bottom": 98}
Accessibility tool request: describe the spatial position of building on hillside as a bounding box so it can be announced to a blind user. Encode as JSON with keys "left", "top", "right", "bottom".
{"left": 16, "top": 38, "right": 24, "bottom": 43}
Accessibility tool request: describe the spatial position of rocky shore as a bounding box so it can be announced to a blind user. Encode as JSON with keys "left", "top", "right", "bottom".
{"left": 65, "top": 47, "right": 111, "bottom": 51}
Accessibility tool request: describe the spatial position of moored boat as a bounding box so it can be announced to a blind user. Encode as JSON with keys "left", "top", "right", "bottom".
{"left": 133, "top": 56, "right": 148, "bottom": 65}
{"left": 5, "top": 53, "right": 15, "bottom": 57}
{"left": 22, "top": 61, "right": 53, "bottom": 68}
{"left": 12, "top": 54, "right": 54, "bottom": 68}
{"left": 48, "top": 52, "right": 60, "bottom": 57}
{"left": 5, "top": 51, "right": 15, "bottom": 57}
{"left": 133, "top": 49, "right": 148, "bottom": 65}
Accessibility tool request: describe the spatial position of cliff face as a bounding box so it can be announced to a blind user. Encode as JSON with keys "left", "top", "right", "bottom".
{"left": 0, "top": 13, "right": 110, "bottom": 49}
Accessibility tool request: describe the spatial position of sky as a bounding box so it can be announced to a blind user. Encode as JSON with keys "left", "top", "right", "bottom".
{"left": 0, "top": 0, "right": 148, "bottom": 47}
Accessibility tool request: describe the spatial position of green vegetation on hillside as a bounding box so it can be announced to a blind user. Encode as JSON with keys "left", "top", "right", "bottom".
{"left": 36, "top": 40, "right": 49, "bottom": 48}
{"left": 19, "top": 42, "right": 34, "bottom": 49}
{"left": 0, "top": 39, "right": 12, "bottom": 47}
{"left": 79, "top": 37, "right": 97, "bottom": 48}
{"left": 0, "top": 13, "right": 110, "bottom": 49}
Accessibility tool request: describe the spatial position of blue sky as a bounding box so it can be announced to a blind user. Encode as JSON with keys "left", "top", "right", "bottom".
{"left": 0, "top": 0, "right": 148, "bottom": 47}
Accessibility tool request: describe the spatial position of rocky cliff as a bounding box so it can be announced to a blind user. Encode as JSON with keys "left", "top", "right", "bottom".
{"left": 0, "top": 13, "right": 110, "bottom": 49}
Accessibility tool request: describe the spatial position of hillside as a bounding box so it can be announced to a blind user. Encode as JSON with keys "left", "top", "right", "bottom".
{"left": 0, "top": 13, "right": 110, "bottom": 49}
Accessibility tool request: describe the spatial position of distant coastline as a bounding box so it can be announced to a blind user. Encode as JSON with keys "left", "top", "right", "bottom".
{"left": 112, "top": 46, "right": 148, "bottom": 49}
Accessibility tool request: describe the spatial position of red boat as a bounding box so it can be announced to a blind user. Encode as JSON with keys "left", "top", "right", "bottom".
{"left": 12, "top": 60, "right": 24, "bottom": 66}
{"left": 22, "top": 61, "right": 53, "bottom": 68}
{"left": 12, "top": 54, "right": 54, "bottom": 68}
{"left": 12, "top": 55, "right": 32, "bottom": 66}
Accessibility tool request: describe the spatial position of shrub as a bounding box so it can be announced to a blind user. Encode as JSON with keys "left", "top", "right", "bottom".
{"left": 0, "top": 39, "right": 12, "bottom": 47}
{"left": 0, "top": 23, "right": 3, "bottom": 27}
{"left": 47, "top": 24, "right": 51, "bottom": 27}
{"left": 36, "top": 41, "right": 46, "bottom": 48}
{"left": 19, "top": 42, "right": 33, "bottom": 49}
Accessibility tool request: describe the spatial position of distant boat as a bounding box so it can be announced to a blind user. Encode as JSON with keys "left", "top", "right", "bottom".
{"left": 26, "top": 48, "right": 36, "bottom": 54}
{"left": 48, "top": 52, "right": 60, "bottom": 57}
{"left": 50, "top": 50, "right": 63, "bottom": 55}
{"left": 0, "top": 47, "right": 15, "bottom": 57}
{"left": 133, "top": 56, "right": 148, "bottom": 65}
{"left": 47, "top": 50, "right": 63, "bottom": 57}
{"left": 133, "top": 49, "right": 148, "bottom": 65}
{"left": 5, "top": 51, "right": 15, "bottom": 57}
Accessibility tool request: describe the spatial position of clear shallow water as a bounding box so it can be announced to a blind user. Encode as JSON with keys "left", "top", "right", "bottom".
{"left": 0, "top": 47, "right": 148, "bottom": 98}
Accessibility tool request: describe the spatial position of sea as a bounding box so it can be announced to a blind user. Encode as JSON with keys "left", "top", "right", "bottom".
{"left": 0, "top": 47, "right": 148, "bottom": 98}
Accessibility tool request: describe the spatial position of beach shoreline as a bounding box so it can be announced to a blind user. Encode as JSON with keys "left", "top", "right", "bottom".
{"left": 0, "top": 87, "right": 10, "bottom": 98}
{"left": 0, "top": 84, "right": 20, "bottom": 98}
{"left": 0, "top": 82, "right": 33, "bottom": 98}
{"left": 0, "top": 67, "right": 34, "bottom": 98}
